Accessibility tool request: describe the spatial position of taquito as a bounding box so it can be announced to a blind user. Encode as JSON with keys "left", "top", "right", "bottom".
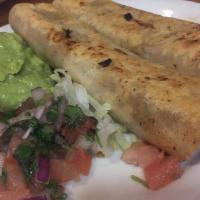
{"left": 9, "top": 3, "right": 200, "bottom": 159}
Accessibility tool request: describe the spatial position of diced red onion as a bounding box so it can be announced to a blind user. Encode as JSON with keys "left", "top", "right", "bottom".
{"left": 22, "top": 127, "right": 33, "bottom": 139}
{"left": 31, "top": 88, "right": 46, "bottom": 102}
{"left": 21, "top": 106, "right": 45, "bottom": 139}
{"left": 36, "top": 156, "right": 50, "bottom": 183}
{"left": 24, "top": 195, "right": 47, "bottom": 200}
{"left": 10, "top": 105, "right": 47, "bottom": 126}
{"left": 34, "top": 106, "right": 46, "bottom": 120}
{"left": 8, "top": 109, "right": 35, "bottom": 125}
{"left": 0, "top": 123, "right": 8, "bottom": 136}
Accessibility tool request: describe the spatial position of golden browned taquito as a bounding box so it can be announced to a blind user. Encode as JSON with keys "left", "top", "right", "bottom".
{"left": 53, "top": 0, "right": 200, "bottom": 76}
{"left": 9, "top": 3, "right": 200, "bottom": 159}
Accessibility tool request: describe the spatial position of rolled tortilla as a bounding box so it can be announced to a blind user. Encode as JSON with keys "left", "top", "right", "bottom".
{"left": 53, "top": 0, "right": 200, "bottom": 76}
{"left": 9, "top": 3, "right": 200, "bottom": 159}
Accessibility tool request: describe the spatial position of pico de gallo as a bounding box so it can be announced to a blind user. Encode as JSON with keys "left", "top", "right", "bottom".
{"left": 0, "top": 90, "right": 97, "bottom": 200}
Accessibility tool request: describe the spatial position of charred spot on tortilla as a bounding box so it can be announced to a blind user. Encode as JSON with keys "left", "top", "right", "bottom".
{"left": 57, "top": 70, "right": 65, "bottom": 78}
{"left": 157, "top": 76, "right": 168, "bottom": 81}
{"left": 123, "top": 13, "right": 133, "bottom": 21}
{"left": 79, "top": 1, "right": 85, "bottom": 6}
{"left": 98, "top": 58, "right": 112, "bottom": 67}
{"left": 63, "top": 28, "right": 72, "bottom": 38}
{"left": 144, "top": 76, "right": 151, "bottom": 80}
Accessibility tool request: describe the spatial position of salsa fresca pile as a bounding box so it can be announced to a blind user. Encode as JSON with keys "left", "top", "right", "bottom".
{"left": 0, "top": 32, "right": 97, "bottom": 199}
{"left": 0, "top": 91, "right": 97, "bottom": 200}
{"left": 0, "top": 31, "right": 184, "bottom": 199}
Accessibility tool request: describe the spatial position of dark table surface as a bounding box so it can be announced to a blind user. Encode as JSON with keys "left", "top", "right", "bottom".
{"left": 0, "top": 0, "right": 199, "bottom": 26}
{"left": 0, "top": 0, "right": 53, "bottom": 26}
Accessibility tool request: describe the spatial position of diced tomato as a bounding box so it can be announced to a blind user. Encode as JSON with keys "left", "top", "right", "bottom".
{"left": 122, "top": 142, "right": 164, "bottom": 168}
{"left": 144, "top": 156, "right": 183, "bottom": 190}
{"left": 0, "top": 187, "right": 30, "bottom": 200}
{"left": 62, "top": 127, "right": 81, "bottom": 145}
{"left": 0, "top": 157, "right": 30, "bottom": 199}
{"left": 50, "top": 159, "right": 79, "bottom": 182}
{"left": 82, "top": 117, "right": 97, "bottom": 134}
{"left": 50, "top": 147, "right": 92, "bottom": 182}
{"left": 0, "top": 157, "right": 27, "bottom": 191}
{"left": 7, "top": 134, "right": 22, "bottom": 158}
{"left": 68, "top": 147, "right": 92, "bottom": 176}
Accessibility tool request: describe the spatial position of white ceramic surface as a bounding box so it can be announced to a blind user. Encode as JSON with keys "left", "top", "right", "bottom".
{"left": 114, "top": 0, "right": 200, "bottom": 23}
{"left": 1, "top": 1, "right": 200, "bottom": 200}
{"left": 0, "top": 24, "right": 12, "bottom": 32}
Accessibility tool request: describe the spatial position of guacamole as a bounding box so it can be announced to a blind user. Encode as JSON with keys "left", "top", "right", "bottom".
{"left": 0, "top": 33, "right": 25, "bottom": 81}
{"left": 0, "top": 33, "right": 54, "bottom": 111}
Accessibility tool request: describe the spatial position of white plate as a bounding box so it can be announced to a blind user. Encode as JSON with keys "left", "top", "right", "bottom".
{"left": 1, "top": 1, "right": 200, "bottom": 200}
{"left": 114, "top": 0, "right": 200, "bottom": 23}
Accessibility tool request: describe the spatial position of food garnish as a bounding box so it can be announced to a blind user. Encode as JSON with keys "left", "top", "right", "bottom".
{"left": 0, "top": 91, "right": 96, "bottom": 199}
{"left": 131, "top": 175, "right": 148, "bottom": 188}
{"left": 47, "top": 180, "right": 67, "bottom": 200}
{"left": 64, "top": 105, "right": 86, "bottom": 128}
{"left": 0, "top": 168, "right": 8, "bottom": 185}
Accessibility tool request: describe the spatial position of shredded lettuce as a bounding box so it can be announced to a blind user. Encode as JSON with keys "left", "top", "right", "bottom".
{"left": 51, "top": 70, "right": 77, "bottom": 105}
{"left": 88, "top": 96, "right": 112, "bottom": 120}
{"left": 51, "top": 69, "right": 138, "bottom": 155}
{"left": 108, "top": 130, "right": 138, "bottom": 151}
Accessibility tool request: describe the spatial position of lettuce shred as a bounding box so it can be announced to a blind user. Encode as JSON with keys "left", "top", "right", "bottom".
{"left": 51, "top": 69, "right": 138, "bottom": 155}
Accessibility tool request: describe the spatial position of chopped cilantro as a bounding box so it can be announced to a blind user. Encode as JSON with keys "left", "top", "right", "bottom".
{"left": 46, "top": 104, "right": 59, "bottom": 123}
{"left": 47, "top": 180, "right": 67, "bottom": 200}
{"left": 0, "top": 168, "right": 8, "bottom": 185}
{"left": 47, "top": 96, "right": 66, "bottom": 123}
{"left": 14, "top": 142, "right": 37, "bottom": 180}
{"left": 0, "top": 117, "right": 39, "bottom": 152}
{"left": 131, "top": 175, "right": 148, "bottom": 188}
{"left": 25, "top": 112, "right": 31, "bottom": 117}
{"left": 64, "top": 105, "right": 86, "bottom": 128}
{"left": 0, "top": 110, "right": 16, "bottom": 123}
{"left": 35, "top": 143, "right": 50, "bottom": 157}
{"left": 86, "top": 132, "right": 102, "bottom": 147}
{"left": 33, "top": 124, "right": 54, "bottom": 143}
{"left": 51, "top": 135, "right": 71, "bottom": 158}
{"left": 13, "top": 117, "right": 39, "bottom": 130}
